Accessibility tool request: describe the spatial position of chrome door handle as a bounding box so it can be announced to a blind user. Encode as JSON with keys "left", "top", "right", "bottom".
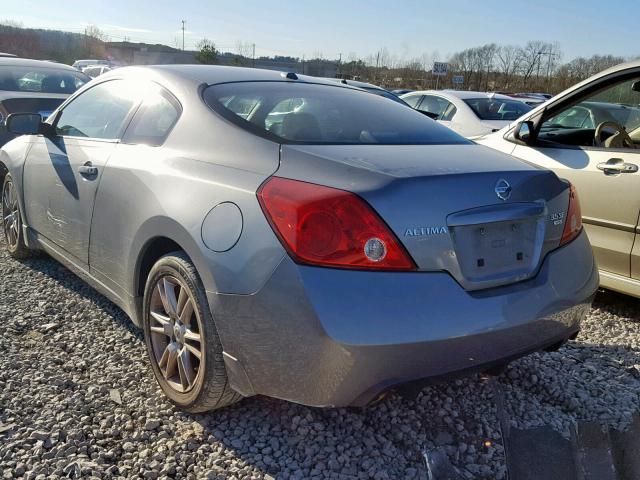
{"left": 596, "top": 158, "right": 638, "bottom": 175}
{"left": 78, "top": 162, "right": 98, "bottom": 177}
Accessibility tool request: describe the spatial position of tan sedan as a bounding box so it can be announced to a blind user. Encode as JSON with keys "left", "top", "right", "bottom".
{"left": 478, "top": 60, "right": 640, "bottom": 298}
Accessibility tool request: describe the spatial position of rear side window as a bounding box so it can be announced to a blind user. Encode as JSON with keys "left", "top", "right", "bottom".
{"left": 402, "top": 95, "right": 423, "bottom": 108}
{"left": 204, "top": 82, "right": 469, "bottom": 145}
{"left": 417, "top": 95, "right": 457, "bottom": 121}
{"left": 123, "top": 88, "right": 181, "bottom": 146}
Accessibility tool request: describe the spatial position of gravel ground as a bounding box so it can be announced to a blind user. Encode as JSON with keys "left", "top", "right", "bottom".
{"left": 1, "top": 238, "right": 639, "bottom": 480}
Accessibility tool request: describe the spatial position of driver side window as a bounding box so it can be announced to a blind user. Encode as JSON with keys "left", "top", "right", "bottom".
{"left": 55, "top": 80, "right": 140, "bottom": 140}
{"left": 540, "top": 77, "right": 640, "bottom": 149}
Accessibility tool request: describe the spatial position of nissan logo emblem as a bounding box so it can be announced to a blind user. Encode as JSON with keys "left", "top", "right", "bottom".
{"left": 495, "top": 179, "right": 512, "bottom": 200}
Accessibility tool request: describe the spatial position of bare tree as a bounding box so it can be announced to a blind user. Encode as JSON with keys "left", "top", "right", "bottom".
{"left": 0, "top": 19, "right": 23, "bottom": 28}
{"left": 84, "top": 24, "right": 107, "bottom": 41}
{"left": 234, "top": 41, "right": 253, "bottom": 66}
{"left": 517, "top": 41, "right": 548, "bottom": 82}
{"left": 496, "top": 45, "right": 520, "bottom": 89}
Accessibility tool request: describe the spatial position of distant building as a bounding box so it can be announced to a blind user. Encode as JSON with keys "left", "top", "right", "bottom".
{"left": 106, "top": 42, "right": 195, "bottom": 65}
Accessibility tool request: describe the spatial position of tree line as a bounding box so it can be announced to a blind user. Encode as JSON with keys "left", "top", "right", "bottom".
{"left": 0, "top": 21, "right": 635, "bottom": 94}
{"left": 339, "top": 41, "right": 632, "bottom": 93}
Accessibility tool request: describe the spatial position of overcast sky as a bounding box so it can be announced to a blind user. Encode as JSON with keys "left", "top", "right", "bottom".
{"left": 3, "top": 0, "right": 638, "bottom": 62}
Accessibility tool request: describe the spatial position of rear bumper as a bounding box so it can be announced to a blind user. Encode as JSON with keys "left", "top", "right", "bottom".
{"left": 208, "top": 229, "right": 598, "bottom": 407}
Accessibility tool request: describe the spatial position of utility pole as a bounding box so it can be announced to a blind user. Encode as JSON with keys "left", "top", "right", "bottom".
{"left": 374, "top": 51, "right": 380, "bottom": 82}
{"left": 181, "top": 20, "right": 185, "bottom": 51}
{"left": 302, "top": 55, "right": 305, "bottom": 75}
{"left": 544, "top": 49, "right": 558, "bottom": 88}
{"left": 338, "top": 52, "right": 342, "bottom": 76}
{"left": 252, "top": 43, "right": 255, "bottom": 67}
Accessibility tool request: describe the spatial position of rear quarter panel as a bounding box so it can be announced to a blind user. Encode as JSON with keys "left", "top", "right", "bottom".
{"left": 88, "top": 143, "right": 285, "bottom": 306}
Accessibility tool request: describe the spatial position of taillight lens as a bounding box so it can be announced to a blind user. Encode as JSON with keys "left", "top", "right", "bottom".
{"left": 257, "top": 177, "right": 416, "bottom": 270}
{"left": 560, "top": 183, "right": 582, "bottom": 245}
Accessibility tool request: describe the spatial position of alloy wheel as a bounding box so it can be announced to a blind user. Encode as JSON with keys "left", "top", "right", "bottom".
{"left": 2, "top": 179, "right": 20, "bottom": 249}
{"left": 148, "top": 275, "right": 204, "bottom": 393}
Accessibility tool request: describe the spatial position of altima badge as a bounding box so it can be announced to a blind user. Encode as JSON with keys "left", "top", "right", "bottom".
{"left": 404, "top": 226, "right": 448, "bottom": 237}
{"left": 495, "top": 179, "right": 512, "bottom": 200}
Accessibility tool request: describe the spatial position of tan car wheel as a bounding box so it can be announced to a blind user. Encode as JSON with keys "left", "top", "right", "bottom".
{"left": 142, "top": 251, "right": 242, "bottom": 412}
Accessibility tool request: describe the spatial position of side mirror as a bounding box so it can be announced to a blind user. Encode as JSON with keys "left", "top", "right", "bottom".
{"left": 513, "top": 120, "right": 534, "bottom": 144}
{"left": 632, "top": 81, "right": 640, "bottom": 93}
{"left": 5, "top": 113, "right": 43, "bottom": 135}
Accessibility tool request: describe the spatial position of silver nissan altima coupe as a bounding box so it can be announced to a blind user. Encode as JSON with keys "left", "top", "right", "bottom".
{"left": 0, "top": 65, "right": 598, "bottom": 412}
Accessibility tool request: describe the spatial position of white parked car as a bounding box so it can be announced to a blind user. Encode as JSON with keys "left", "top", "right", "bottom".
{"left": 72, "top": 59, "right": 111, "bottom": 71}
{"left": 82, "top": 64, "right": 112, "bottom": 78}
{"left": 400, "top": 90, "right": 532, "bottom": 139}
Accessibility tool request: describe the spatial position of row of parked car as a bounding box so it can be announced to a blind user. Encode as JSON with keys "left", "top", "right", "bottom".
{"left": 1, "top": 54, "right": 638, "bottom": 300}
{"left": 0, "top": 52, "right": 637, "bottom": 413}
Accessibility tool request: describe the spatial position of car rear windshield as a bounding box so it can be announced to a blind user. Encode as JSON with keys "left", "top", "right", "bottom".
{"left": 0, "top": 66, "right": 90, "bottom": 94}
{"left": 463, "top": 98, "right": 532, "bottom": 121}
{"left": 204, "top": 81, "right": 470, "bottom": 145}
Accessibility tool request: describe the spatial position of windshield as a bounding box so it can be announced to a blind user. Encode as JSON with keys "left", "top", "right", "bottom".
{"left": 0, "top": 66, "right": 90, "bottom": 94}
{"left": 205, "top": 81, "right": 468, "bottom": 145}
{"left": 463, "top": 97, "right": 532, "bottom": 121}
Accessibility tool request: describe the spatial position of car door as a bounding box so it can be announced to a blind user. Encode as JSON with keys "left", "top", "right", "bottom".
{"left": 510, "top": 75, "right": 640, "bottom": 279}
{"left": 88, "top": 85, "right": 181, "bottom": 290}
{"left": 22, "top": 79, "right": 141, "bottom": 265}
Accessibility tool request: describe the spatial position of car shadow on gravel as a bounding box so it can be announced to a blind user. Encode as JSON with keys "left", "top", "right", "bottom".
{"left": 19, "top": 254, "right": 143, "bottom": 341}
{"left": 594, "top": 288, "right": 640, "bottom": 318}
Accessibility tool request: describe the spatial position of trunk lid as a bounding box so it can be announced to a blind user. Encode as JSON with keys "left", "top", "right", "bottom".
{"left": 279, "top": 144, "right": 569, "bottom": 290}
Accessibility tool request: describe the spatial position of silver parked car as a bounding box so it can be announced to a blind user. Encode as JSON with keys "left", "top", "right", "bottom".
{"left": 0, "top": 57, "right": 90, "bottom": 146}
{"left": 0, "top": 65, "right": 598, "bottom": 412}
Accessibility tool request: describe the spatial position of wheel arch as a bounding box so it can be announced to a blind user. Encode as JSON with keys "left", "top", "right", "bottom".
{"left": 0, "top": 139, "right": 35, "bottom": 227}
{"left": 130, "top": 216, "right": 217, "bottom": 310}
{"left": 0, "top": 160, "right": 8, "bottom": 186}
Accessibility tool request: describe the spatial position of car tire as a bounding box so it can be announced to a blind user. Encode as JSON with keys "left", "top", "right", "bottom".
{"left": 142, "top": 251, "right": 242, "bottom": 412}
{"left": 2, "top": 174, "right": 32, "bottom": 259}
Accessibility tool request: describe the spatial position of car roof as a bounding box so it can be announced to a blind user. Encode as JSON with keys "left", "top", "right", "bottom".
{"left": 106, "top": 65, "right": 359, "bottom": 89}
{"left": 581, "top": 101, "right": 640, "bottom": 111}
{"left": 402, "top": 89, "right": 514, "bottom": 101}
{"left": 0, "top": 57, "right": 79, "bottom": 71}
{"left": 322, "top": 78, "right": 386, "bottom": 91}
{"left": 441, "top": 90, "right": 515, "bottom": 100}
{"left": 74, "top": 59, "right": 109, "bottom": 63}
{"left": 512, "top": 60, "right": 640, "bottom": 120}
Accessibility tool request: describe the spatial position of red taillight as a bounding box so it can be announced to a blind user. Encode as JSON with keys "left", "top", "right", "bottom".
{"left": 257, "top": 177, "right": 416, "bottom": 271}
{"left": 560, "top": 183, "right": 582, "bottom": 245}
